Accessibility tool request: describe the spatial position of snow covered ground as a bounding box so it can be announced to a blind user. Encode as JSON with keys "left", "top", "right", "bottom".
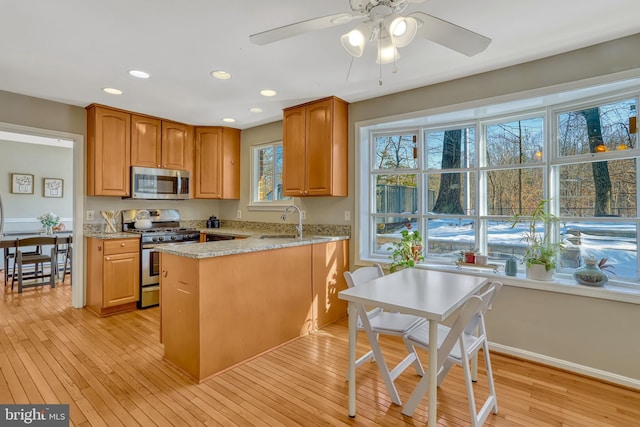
{"left": 378, "top": 219, "right": 637, "bottom": 279}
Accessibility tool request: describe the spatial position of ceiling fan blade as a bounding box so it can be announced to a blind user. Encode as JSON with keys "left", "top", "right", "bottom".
{"left": 250, "top": 13, "right": 357, "bottom": 45}
{"left": 409, "top": 12, "right": 491, "bottom": 56}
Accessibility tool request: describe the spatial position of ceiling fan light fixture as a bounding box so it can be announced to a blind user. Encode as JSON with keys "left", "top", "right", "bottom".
{"left": 341, "top": 23, "right": 370, "bottom": 57}
{"left": 376, "top": 37, "right": 399, "bottom": 64}
{"left": 387, "top": 15, "right": 417, "bottom": 47}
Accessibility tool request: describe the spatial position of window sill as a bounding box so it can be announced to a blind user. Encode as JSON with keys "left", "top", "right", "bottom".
{"left": 419, "top": 263, "right": 640, "bottom": 305}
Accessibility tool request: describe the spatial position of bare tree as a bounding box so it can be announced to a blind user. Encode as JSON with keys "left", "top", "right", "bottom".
{"left": 579, "top": 107, "right": 612, "bottom": 216}
{"left": 432, "top": 129, "right": 464, "bottom": 214}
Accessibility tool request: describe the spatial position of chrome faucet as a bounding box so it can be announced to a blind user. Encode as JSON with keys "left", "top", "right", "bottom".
{"left": 281, "top": 205, "right": 303, "bottom": 240}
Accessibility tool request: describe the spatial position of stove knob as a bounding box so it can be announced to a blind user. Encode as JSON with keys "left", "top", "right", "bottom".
{"left": 170, "top": 235, "right": 177, "bottom": 241}
{"left": 152, "top": 236, "right": 158, "bottom": 242}
{"left": 158, "top": 236, "right": 165, "bottom": 242}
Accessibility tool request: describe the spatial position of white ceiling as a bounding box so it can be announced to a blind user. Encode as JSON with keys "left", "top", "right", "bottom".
{"left": 1, "top": 0, "right": 639, "bottom": 130}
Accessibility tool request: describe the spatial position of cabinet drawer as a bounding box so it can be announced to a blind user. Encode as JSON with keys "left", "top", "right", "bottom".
{"left": 103, "top": 239, "right": 139, "bottom": 255}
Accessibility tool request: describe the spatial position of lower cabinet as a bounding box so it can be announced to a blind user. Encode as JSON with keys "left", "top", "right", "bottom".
{"left": 86, "top": 237, "right": 140, "bottom": 316}
{"left": 160, "top": 240, "right": 349, "bottom": 382}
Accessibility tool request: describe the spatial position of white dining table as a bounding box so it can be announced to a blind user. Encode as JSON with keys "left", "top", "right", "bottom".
{"left": 338, "top": 267, "right": 488, "bottom": 425}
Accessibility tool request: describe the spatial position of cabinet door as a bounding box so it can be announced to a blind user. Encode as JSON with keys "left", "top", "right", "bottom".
{"left": 305, "top": 99, "right": 333, "bottom": 196}
{"left": 282, "top": 105, "right": 306, "bottom": 196}
{"left": 162, "top": 121, "right": 193, "bottom": 171}
{"left": 86, "top": 106, "right": 131, "bottom": 196}
{"left": 194, "top": 127, "right": 222, "bottom": 198}
{"left": 220, "top": 127, "right": 240, "bottom": 199}
{"left": 131, "top": 115, "right": 162, "bottom": 168}
{"left": 103, "top": 252, "right": 140, "bottom": 307}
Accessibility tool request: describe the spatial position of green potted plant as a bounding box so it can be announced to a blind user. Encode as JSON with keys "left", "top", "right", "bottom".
{"left": 388, "top": 229, "right": 424, "bottom": 273}
{"left": 509, "top": 200, "right": 563, "bottom": 281}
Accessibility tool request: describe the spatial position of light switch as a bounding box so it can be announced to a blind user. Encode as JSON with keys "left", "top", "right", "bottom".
{"left": 236, "top": 209, "right": 242, "bottom": 219}
{"left": 344, "top": 211, "right": 351, "bottom": 221}
{"left": 86, "top": 210, "right": 95, "bottom": 221}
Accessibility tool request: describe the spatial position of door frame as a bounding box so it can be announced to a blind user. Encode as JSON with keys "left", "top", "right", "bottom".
{"left": 0, "top": 121, "right": 85, "bottom": 308}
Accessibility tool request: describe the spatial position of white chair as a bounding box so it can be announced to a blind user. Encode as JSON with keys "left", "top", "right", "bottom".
{"left": 402, "top": 281, "right": 502, "bottom": 425}
{"left": 343, "top": 264, "right": 426, "bottom": 405}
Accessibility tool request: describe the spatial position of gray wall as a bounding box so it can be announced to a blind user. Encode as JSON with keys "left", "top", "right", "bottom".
{"left": 0, "top": 33, "right": 639, "bottom": 384}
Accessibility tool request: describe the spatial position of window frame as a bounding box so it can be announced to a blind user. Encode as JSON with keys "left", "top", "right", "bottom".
{"left": 357, "top": 83, "right": 640, "bottom": 292}
{"left": 249, "top": 140, "right": 291, "bottom": 209}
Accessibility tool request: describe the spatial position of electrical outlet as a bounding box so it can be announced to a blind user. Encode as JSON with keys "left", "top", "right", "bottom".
{"left": 301, "top": 210, "right": 306, "bottom": 220}
{"left": 236, "top": 209, "right": 242, "bottom": 219}
{"left": 345, "top": 210, "right": 351, "bottom": 221}
{"left": 86, "top": 210, "right": 95, "bottom": 221}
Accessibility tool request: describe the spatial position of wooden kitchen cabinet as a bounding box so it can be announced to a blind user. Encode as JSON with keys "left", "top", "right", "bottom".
{"left": 194, "top": 126, "right": 240, "bottom": 199}
{"left": 86, "top": 105, "right": 131, "bottom": 196}
{"left": 312, "top": 239, "right": 349, "bottom": 329}
{"left": 282, "top": 96, "right": 348, "bottom": 197}
{"left": 162, "top": 121, "right": 194, "bottom": 171}
{"left": 131, "top": 114, "right": 162, "bottom": 168}
{"left": 86, "top": 237, "right": 140, "bottom": 317}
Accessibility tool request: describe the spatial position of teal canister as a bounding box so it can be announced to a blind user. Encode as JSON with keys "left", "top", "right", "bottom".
{"left": 505, "top": 256, "right": 518, "bottom": 276}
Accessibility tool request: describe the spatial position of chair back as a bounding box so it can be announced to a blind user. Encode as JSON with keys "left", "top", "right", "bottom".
{"left": 436, "top": 295, "right": 484, "bottom": 368}
{"left": 343, "top": 264, "right": 384, "bottom": 288}
{"left": 464, "top": 281, "right": 502, "bottom": 334}
{"left": 16, "top": 236, "right": 57, "bottom": 249}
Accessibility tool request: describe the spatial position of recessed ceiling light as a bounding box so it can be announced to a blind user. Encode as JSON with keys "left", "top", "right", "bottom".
{"left": 260, "top": 89, "right": 276, "bottom": 97}
{"left": 102, "top": 87, "right": 123, "bottom": 95}
{"left": 222, "top": 117, "right": 236, "bottom": 123}
{"left": 249, "top": 107, "right": 263, "bottom": 113}
{"left": 128, "top": 69, "right": 150, "bottom": 79}
{"left": 211, "top": 70, "right": 232, "bottom": 80}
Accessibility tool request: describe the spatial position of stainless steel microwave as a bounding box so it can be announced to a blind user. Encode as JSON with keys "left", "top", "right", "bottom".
{"left": 130, "top": 166, "right": 190, "bottom": 200}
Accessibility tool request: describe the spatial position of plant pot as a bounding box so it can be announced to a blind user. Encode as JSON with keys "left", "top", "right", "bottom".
{"left": 526, "top": 264, "right": 554, "bottom": 281}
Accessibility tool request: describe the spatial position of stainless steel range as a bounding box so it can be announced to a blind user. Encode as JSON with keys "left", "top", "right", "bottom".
{"left": 122, "top": 209, "right": 200, "bottom": 308}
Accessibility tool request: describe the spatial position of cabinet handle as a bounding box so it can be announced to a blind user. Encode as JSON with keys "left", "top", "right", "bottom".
{"left": 98, "top": 246, "right": 102, "bottom": 252}
{"left": 106, "top": 257, "right": 110, "bottom": 261}
{"left": 121, "top": 243, "right": 126, "bottom": 247}
{"left": 162, "top": 270, "right": 168, "bottom": 278}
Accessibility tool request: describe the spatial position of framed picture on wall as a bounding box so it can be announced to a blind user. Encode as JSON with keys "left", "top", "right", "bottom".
{"left": 10, "top": 173, "right": 34, "bottom": 194}
{"left": 43, "top": 177, "right": 64, "bottom": 198}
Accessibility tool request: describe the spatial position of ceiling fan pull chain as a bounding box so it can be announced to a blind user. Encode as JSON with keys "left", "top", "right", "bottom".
{"left": 378, "top": 33, "right": 383, "bottom": 85}
{"left": 346, "top": 56, "right": 355, "bottom": 81}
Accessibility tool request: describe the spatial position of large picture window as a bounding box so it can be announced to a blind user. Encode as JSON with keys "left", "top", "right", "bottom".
{"left": 359, "top": 83, "right": 640, "bottom": 287}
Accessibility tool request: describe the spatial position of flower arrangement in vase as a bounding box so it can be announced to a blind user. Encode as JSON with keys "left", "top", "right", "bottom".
{"left": 38, "top": 212, "right": 60, "bottom": 234}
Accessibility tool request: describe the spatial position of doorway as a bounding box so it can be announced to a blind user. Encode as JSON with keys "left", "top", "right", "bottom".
{"left": 0, "top": 122, "right": 84, "bottom": 308}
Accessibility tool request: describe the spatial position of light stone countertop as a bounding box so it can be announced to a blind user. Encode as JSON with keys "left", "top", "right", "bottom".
{"left": 84, "top": 231, "right": 141, "bottom": 240}
{"left": 157, "top": 228, "right": 349, "bottom": 259}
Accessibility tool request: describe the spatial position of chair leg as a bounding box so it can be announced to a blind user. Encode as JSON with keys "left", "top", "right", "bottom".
{"left": 461, "top": 352, "right": 480, "bottom": 427}
{"left": 50, "top": 247, "right": 56, "bottom": 288}
{"left": 17, "top": 253, "right": 23, "bottom": 293}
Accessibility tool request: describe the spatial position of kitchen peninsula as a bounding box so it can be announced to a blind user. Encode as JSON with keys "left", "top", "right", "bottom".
{"left": 157, "top": 232, "right": 349, "bottom": 382}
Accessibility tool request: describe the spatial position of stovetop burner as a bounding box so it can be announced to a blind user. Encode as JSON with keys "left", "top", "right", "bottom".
{"left": 121, "top": 209, "right": 201, "bottom": 244}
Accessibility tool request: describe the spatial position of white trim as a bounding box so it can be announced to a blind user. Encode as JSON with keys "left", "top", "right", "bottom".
{"left": 491, "top": 342, "right": 640, "bottom": 390}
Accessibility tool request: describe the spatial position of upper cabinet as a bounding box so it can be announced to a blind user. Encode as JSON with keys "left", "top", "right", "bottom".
{"left": 282, "top": 96, "right": 348, "bottom": 197}
{"left": 194, "top": 127, "right": 241, "bottom": 199}
{"left": 131, "top": 115, "right": 193, "bottom": 172}
{"left": 131, "top": 115, "right": 161, "bottom": 168}
{"left": 162, "top": 121, "right": 193, "bottom": 171}
{"left": 86, "top": 105, "right": 131, "bottom": 197}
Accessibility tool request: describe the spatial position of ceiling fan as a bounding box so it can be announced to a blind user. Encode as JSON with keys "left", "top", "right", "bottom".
{"left": 249, "top": 0, "right": 491, "bottom": 64}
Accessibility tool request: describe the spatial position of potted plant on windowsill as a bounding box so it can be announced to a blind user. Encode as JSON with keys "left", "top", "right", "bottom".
{"left": 388, "top": 230, "right": 424, "bottom": 273}
{"left": 509, "top": 200, "right": 563, "bottom": 281}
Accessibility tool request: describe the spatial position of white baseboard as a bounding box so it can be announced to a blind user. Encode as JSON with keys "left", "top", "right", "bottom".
{"left": 490, "top": 342, "right": 640, "bottom": 390}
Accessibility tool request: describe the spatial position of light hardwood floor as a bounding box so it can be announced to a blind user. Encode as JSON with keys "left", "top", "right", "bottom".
{"left": 1, "top": 278, "right": 639, "bottom": 426}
